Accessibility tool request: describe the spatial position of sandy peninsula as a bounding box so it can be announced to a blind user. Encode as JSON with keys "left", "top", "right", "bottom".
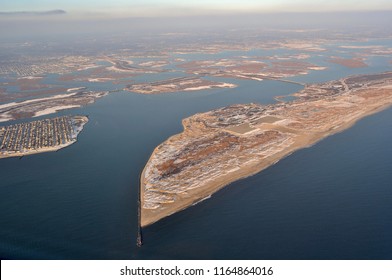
{"left": 140, "top": 72, "right": 392, "bottom": 227}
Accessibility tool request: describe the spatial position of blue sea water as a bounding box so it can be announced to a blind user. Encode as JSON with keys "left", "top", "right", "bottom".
{"left": 0, "top": 43, "right": 392, "bottom": 259}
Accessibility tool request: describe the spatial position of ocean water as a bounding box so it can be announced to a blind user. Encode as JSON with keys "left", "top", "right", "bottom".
{"left": 0, "top": 45, "right": 392, "bottom": 259}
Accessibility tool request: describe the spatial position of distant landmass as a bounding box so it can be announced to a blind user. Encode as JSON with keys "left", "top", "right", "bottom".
{"left": 0, "top": 10, "right": 66, "bottom": 16}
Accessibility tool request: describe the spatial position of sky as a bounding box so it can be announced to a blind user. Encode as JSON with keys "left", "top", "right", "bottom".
{"left": 2, "top": 0, "right": 392, "bottom": 17}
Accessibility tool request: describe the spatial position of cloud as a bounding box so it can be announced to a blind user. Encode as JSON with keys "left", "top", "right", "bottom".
{"left": 0, "top": 10, "right": 66, "bottom": 17}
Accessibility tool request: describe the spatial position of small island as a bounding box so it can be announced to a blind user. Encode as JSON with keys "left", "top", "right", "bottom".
{"left": 0, "top": 115, "right": 88, "bottom": 159}
{"left": 328, "top": 57, "right": 368, "bottom": 68}
{"left": 126, "top": 76, "right": 236, "bottom": 94}
{"left": 140, "top": 72, "right": 392, "bottom": 227}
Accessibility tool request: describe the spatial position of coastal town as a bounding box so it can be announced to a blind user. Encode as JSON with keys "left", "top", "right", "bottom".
{"left": 0, "top": 55, "right": 98, "bottom": 77}
{"left": 0, "top": 115, "right": 88, "bottom": 159}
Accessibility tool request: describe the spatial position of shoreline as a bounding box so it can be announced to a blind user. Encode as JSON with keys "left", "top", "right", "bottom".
{"left": 0, "top": 142, "right": 74, "bottom": 159}
{"left": 141, "top": 102, "right": 392, "bottom": 227}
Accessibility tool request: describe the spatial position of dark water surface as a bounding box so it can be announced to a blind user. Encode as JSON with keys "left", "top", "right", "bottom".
{"left": 1, "top": 44, "right": 392, "bottom": 259}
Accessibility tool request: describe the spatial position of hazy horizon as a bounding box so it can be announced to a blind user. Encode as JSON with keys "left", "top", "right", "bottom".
{"left": 1, "top": 10, "right": 391, "bottom": 39}
{"left": 2, "top": 0, "right": 392, "bottom": 18}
